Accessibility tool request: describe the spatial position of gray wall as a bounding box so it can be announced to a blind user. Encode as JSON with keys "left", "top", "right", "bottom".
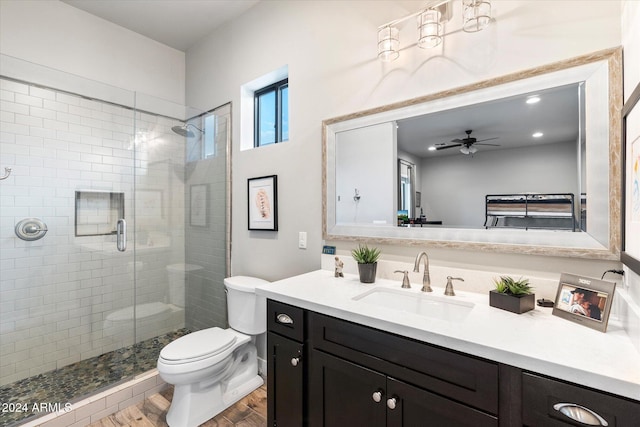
{"left": 420, "top": 141, "right": 579, "bottom": 227}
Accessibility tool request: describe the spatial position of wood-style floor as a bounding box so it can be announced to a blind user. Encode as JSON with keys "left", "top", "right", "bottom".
{"left": 89, "top": 384, "right": 267, "bottom": 427}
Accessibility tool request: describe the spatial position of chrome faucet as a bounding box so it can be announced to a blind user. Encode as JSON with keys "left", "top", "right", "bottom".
{"left": 413, "top": 251, "right": 432, "bottom": 292}
{"left": 444, "top": 276, "right": 464, "bottom": 296}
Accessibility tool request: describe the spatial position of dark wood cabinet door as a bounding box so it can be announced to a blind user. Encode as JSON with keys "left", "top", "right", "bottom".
{"left": 386, "top": 377, "right": 498, "bottom": 427}
{"left": 309, "top": 350, "right": 386, "bottom": 427}
{"left": 267, "top": 332, "right": 304, "bottom": 427}
{"left": 309, "top": 311, "right": 499, "bottom": 414}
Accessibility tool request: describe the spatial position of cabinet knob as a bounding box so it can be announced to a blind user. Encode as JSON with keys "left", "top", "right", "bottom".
{"left": 372, "top": 391, "right": 383, "bottom": 403}
{"left": 290, "top": 357, "right": 300, "bottom": 367}
{"left": 553, "top": 403, "right": 608, "bottom": 426}
{"left": 386, "top": 397, "right": 397, "bottom": 410}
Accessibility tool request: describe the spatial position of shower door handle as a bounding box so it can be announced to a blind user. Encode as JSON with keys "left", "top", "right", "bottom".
{"left": 116, "top": 219, "right": 127, "bottom": 252}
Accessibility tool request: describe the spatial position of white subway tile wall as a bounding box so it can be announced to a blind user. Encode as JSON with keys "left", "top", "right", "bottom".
{"left": 0, "top": 78, "right": 187, "bottom": 386}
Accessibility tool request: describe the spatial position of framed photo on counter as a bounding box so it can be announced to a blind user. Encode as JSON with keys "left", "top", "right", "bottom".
{"left": 552, "top": 273, "right": 615, "bottom": 332}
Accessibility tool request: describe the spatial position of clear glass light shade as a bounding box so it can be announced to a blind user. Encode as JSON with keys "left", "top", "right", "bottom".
{"left": 462, "top": 0, "right": 491, "bottom": 33}
{"left": 417, "top": 9, "right": 442, "bottom": 49}
{"left": 378, "top": 26, "right": 400, "bottom": 62}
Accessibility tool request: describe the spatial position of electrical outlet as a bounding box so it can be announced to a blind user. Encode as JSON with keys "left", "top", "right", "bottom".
{"left": 298, "top": 232, "right": 307, "bottom": 249}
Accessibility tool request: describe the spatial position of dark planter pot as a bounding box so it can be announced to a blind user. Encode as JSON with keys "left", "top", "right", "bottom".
{"left": 357, "top": 263, "right": 377, "bottom": 283}
{"left": 489, "top": 290, "right": 535, "bottom": 314}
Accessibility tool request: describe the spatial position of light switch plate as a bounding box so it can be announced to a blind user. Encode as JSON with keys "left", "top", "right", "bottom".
{"left": 298, "top": 231, "right": 307, "bottom": 249}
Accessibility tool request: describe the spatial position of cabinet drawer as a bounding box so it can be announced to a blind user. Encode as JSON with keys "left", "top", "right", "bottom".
{"left": 309, "top": 311, "right": 498, "bottom": 414}
{"left": 267, "top": 299, "right": 305, "bottom": 342}
{"left": 522, "top": 372, "right": 640, "bottom": 426}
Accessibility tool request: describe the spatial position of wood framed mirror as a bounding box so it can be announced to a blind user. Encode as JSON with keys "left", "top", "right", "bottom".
{"left": 323, "top": 48, "right": 622, "bottom": 260}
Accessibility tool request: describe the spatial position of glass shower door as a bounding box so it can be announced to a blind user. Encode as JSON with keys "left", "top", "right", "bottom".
{"left": 126, "top": 94, "right": 203, "bottom": 371}
{"left": 0, "top": 58, "right": 138, "bottom": 425}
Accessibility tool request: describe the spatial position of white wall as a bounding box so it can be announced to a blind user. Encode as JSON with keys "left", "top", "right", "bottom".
{"left": 185, "top": 0, "right": 623, "bottom": 281}
{"left": 0, "top": 0, "right": 185, "bottom": 105}
{"left": 623, "top": 0, "right": 640, "bottom": 103}
{"left": 336, "top": 123, "right": 396, "bottom": 225}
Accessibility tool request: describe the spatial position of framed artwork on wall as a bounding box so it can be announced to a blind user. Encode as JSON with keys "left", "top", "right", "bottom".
{"left": 248, "top": 175, "right": 278, "bottom": 231}
{"left": 190, "top": 184, "right": 208, "bottom": 227}
{"left": 622, "top": 80, "right": 640, "bottom": 275}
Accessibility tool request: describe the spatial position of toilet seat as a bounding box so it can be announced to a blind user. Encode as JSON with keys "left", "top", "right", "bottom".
{"left": 159, "top": 328, "right": 237, "bottom": 365}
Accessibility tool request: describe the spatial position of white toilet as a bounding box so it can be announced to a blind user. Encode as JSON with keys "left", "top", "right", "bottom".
{"left": 157, "top": 276, "right": 268, "bottom": 427}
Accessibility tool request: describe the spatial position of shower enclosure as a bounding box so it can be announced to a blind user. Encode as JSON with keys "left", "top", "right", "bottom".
{"left": 0, "top": 55, "right": 230, "bottom": 426}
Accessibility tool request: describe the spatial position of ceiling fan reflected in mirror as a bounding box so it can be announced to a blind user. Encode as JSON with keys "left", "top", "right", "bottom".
{"left": 435, "top": 130, "right": 500, "bottom": 154}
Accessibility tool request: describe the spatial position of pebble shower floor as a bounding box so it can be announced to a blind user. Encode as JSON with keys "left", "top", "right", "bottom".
{"left": 0, "top": 329, "right": 189, "bottom": 426}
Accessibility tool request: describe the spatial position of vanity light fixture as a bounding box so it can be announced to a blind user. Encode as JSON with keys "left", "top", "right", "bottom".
{"left": 378, "top": 26, "right": 400, "bottom": 62}
{"left": 417, "top": 8, "right": 443, "bottom": 49}
{"left": 462, "top": 0, "right": 492, "bottom": 33}
{"left": 377, "top": 0, "right": 492, "bottom": 62}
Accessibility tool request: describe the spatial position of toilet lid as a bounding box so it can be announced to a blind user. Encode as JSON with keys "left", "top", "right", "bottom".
{"left": 160, "top": 328, "right": 237, "bottom": 363}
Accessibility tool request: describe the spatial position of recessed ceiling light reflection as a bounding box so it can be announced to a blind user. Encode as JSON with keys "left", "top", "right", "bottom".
{"left": 526, "top": 96, "right": 541, "bottom": 104}
{"left": 532, "top": 132, "right": 544, "bottom": 138}
{"left": 428, "top": 146, "right": 437, "bottom": 151}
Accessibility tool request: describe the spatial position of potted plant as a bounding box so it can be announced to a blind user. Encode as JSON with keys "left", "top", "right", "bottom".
{"left": 351, "top": 244, "right": 381, "bottom": 283}
{"left": 490, "top": 276, "right": 535, "bottom": 314}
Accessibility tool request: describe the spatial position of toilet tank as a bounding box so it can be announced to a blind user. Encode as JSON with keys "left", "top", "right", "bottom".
{"left": 224, "top": 276, "right": 269, "bottom": 335}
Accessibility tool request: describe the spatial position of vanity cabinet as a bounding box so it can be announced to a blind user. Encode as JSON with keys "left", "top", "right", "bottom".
{"left": 308, "top": 311, "right": 499, "bottom": 427}
{"left": 310, "top": 350, "right": 497, "bottom": 426}
{"left": 267, "top": 300, "right": 306, "bottom": 427}
{"left": 522, "top": 372, "right": 640, "bottom": 426}
{"left": 267, "top": 298, "right": 640, "bottom": 427}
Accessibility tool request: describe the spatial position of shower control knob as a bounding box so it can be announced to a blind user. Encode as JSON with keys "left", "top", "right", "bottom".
{"left": 291, "top": 357, "right": 300, "bottom": 367}
{"left": 15, "top": 218, "right": 48, "bottom": 241}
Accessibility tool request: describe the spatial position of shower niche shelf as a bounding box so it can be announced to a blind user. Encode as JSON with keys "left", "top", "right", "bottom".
{"left": 75, "top": 190, "right": 124, "bottom": 236}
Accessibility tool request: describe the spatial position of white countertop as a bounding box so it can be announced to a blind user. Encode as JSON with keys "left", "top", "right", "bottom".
{"left": 256, "top": 269, "right": 640, "bottom": 401}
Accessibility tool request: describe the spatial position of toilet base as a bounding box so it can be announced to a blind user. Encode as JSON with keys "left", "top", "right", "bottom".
{"left": 165, "top": 344, "right": 263, "bottom": 427}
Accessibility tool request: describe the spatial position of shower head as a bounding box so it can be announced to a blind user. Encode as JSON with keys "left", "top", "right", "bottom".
{"left": 171, "top": 123, "right": 204, "bottom": 138}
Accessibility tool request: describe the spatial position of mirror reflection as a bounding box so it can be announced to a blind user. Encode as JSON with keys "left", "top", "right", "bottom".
{"left": 324, "top": 49, "right": 621, "bottom": 258}
{"left": 393, "top": 83, "right": 584, "bottom": 230}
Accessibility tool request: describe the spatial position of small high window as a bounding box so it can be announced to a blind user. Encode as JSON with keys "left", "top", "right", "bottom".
{"left": 254, "top": 79, "right": 288, "bottom": 147}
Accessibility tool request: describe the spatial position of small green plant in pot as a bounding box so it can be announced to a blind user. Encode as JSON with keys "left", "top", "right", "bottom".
{"left": 351, "top": 244, "right": 380, "bottom": 283}
{"left": 490, "top": 276, "right": 535, "bottom": 314}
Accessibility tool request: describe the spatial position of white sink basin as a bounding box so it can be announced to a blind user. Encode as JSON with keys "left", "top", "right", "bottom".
{"left": 352, "top": 287, "right": 474, "bottom": 321}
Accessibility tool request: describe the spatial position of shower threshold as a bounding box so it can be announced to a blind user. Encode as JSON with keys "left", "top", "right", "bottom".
{"left": 0, "top": 328, "right": 190, "bottom": 427}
